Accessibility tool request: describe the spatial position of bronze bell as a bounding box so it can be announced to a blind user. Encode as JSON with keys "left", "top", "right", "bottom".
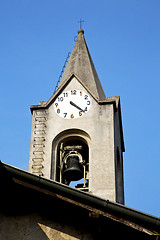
{"left": 63, "top": 155, "right": 83, "bottom": 181}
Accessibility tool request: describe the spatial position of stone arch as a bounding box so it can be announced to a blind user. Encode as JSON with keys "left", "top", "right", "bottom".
{"left": 51, "top": 129, "right": 91, "bottom": 185}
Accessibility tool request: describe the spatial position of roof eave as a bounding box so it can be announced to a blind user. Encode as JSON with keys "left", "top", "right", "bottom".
{"left": 0, "top": 161, "right": 159, "bottom": 235}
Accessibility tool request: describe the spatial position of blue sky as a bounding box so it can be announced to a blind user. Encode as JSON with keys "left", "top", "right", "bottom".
{"left": 0, "top": 0, "right": 160, "bottom": 217}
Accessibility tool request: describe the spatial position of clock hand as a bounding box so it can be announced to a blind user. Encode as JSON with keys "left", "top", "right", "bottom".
{"left": 70, "top": 101, "right": 85, "bottom": 113}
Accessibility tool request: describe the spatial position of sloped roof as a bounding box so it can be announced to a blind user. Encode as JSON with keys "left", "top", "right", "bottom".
{"left": 57, "top": 29, "right": 106, "bottom": 101}
{"left": 0, "top": 161, "right": 159, "bottom": 237}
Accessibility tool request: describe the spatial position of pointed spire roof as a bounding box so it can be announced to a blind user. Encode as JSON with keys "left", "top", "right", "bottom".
{"left": 58, "top": 29, "right": 106, "bottom": 100}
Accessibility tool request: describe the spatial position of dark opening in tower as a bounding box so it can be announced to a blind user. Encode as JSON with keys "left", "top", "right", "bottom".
{"left": 56, "top": 136, "right": 89, "bottom": 191}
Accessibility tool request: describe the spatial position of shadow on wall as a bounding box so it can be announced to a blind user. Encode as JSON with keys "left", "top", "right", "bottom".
{"left": 0, "top": 212, "right": 90, "bottom": 240}
{"left": 0, "top": 213, "right": 50, "bottom": 240}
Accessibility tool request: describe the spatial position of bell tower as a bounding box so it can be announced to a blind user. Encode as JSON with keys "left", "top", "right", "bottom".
{"left": 29, "top": 29, "right": 125, "bottom": 204}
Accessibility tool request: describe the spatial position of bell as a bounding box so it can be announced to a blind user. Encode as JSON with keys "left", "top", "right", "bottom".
{"left": 63, "top": 155, "right": 83, "bottom": 181}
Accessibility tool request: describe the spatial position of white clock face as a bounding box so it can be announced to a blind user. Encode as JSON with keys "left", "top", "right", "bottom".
{"left": 54, "top": 90, "right": 91, "bottom": 119}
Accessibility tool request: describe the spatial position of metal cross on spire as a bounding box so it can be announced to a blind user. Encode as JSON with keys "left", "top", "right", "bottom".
{"left": 78, "top": 19, "right": 84, "bottom": 29}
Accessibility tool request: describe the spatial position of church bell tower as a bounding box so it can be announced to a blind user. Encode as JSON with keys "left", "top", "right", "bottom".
{"left": 29, "top": 29, "right": 125, "bottom": 204}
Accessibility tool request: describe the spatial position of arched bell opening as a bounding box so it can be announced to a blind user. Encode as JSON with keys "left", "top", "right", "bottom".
{"left": 51, "top": 129, "right": 90, "bottom": 192}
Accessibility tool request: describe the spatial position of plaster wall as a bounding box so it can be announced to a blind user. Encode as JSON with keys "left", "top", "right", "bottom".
{"left": 0, "top": 213, "right": 93, "bottom": 240}
{"left": 29, "top": 77, "right": 116, "bottom": 201}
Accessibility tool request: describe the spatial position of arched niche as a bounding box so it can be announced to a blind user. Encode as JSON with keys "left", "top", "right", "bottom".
{"left": 51, "top": 129, "right": 91, "bottom": 189}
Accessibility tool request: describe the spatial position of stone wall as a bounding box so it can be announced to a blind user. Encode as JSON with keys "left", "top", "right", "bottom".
{"left": 29, "top": 109, "right": 48, "bottom": 176}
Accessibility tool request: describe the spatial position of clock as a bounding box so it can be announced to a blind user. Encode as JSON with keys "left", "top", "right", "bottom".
{"left": 54, "top": 90, "right": 91, "bottom": 119}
